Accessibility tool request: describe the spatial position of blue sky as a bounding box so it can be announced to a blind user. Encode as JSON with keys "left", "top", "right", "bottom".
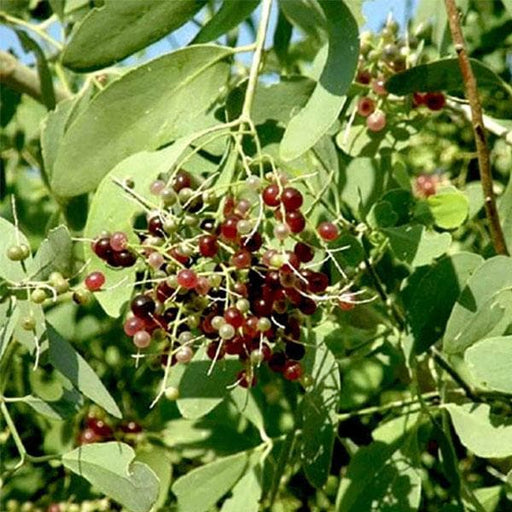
{"left": 1, "top": 0, "right": 418, "bottom": 66}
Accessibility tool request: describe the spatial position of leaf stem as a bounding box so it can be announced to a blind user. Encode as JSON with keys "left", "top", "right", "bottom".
{"left": 336, "top": 391, "right": 440, "bottom": 422}
{"left": 444, "top": 0, "right": 509, "bottom": 255}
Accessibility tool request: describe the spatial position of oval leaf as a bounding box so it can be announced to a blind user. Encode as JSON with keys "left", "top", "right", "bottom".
{"left": 62, "top": 442, "right": 159, "bottom": 512}
{"left": 62, "top": 0, "right": 206, "bottom": 71}
{"left": 52, "top": 45, "right": 232, "bottom": 197}
{"left": 444, "top": 256, "right": 512, "bottom": 354}
{"left": 402, "top": 252, "right": 483, "bottom": 354}
{"left": 192, "top": 0, "right": 259, "bottom": 44}
{"left": 280, "top": 0, "right": 359, "bottom": 161}
{"left": 172, "top": 450, "right": 249, "bottom": 512}
{"left": 381, "top": 225, "right": 452, "bottom": 267}
{"left": 445, "top": 403, "right": 512, "bottom": 458}
{"left": 465, "top": 336, "right": 512, "bottom": 394}
{"left": 47, "top": 322, "right": 122, "bottom": 418}
{"left": 427, "top": 188, "right": 469, "bottom": 230}
{"left": 386, "top": 58, "right": 512, "bottom": 97}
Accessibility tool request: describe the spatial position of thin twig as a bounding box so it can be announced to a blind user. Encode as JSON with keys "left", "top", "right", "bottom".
{"left": 444, "top": 0, "right": 509, "bottom": 255}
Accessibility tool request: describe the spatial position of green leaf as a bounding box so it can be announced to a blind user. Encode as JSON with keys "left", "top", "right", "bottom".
{"left": 17, "top": 392, "right": 82, "bottom": 420}
{"left": 278, "top": 0, "right": 327, "bottom": 42}
{"left": 301, "top": 322, "right": 341, "bottom": 488}
{"left": 40, "top": 96, "right": 76, "bottom": 180}
{"left": 386, "top": 58, "right": 512, "bottom": 98}
{"left": 336, "top": 413, "right": 422, "bottom": 512}
{"left": 52, "top": 45, "right": 232, "bottom": 197}
{"left": 62, "top": 442, "right": 159, "bottom": 512}
{"left": 46, "top": 322, "right": 122, "bottom": 418}
{"left": 340, "top": 157, "right": 385, "bottom": 217}
{"left": 193, "top": 0, "right": 259, "bottom": 44}
{"left": 444, "top": 256, "right": 512, "bottom": 354}
{"left": 445, "top": 403, "right": 512, "bottom": 458}
{"left": 177, "top": 347, "right": 240, "bottom": 419}
{"left": 172, "top": 450, "right": 250, "bottom": 512}
{"left": 230, "top": 387, "right": 267, "bottom": 440}
{"left": 83, "top": 138, "right": 195, "bottom": 317}
{"left": 221, "top": 467, "right": 261, "bottom": 512}
{"left": 0, "top": 218, "right": 32, "bottom": 282}
{"left": 498, "top": 172, "right": 512, "bottom": 251}
{"left": 368, "top": 201, "right": 399, "bottom": 229}
{"left": 427, "top": 187, "right": 469, "bottom": 230}
{"left": 15, "top": 29, "right": 56, "bottom": 110}
{"left": 62, "top": 0, "right": 206, "bottom": 71}
{"left": 464, "top": 336, "right": 512, "bottom": 394}
{"left": 135, "top": 445, "right": 172, "bottom": 511}
{"left": 402, "top": 252, "right": 483, "bottom": 354}
{"left": 29, "top": 225, "right": 73, "bottom": 281}
{"left": 381, "top": 225, "right": 452, "bottom": 267}
{"left": 279, "top": 0, "right": 359, "bottom": 160}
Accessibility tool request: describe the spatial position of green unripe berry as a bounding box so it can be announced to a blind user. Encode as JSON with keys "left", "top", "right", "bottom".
{"left": 165, "top": 386, "right": 180, "bottom": 400}
{"left": 257, "top": 317, "right": 271, "bottom": 332}
{"left": 31, "top": 288, "right": 47, "bottom": 304}
{"left": 184, "top": 215, "right": 198, "bottom": 227}
{"left": 178, "top": 187, "right": 194, "bottom": 204}
{"left": 72, "top": 288, "right": 92, "bottom": 305}
{"left": 219, "top": 323, "right": 235, "bottom": 339}
{"left": 53, "top": 279, "right": 69, "bottom": 294}
{"left": 161, "top": 187, "right": 177, "bottom": 206}
{"left": 163, "top": 218, "right": 179, "bottom": 234}
{"left": 7, "top": 244, "right": 28, "bottom": 261}
{"left": 21, "top": 316, "right": 36, "bottom": 331}
{"left": 235, "top": 298, "right": 250, "bottom": 313}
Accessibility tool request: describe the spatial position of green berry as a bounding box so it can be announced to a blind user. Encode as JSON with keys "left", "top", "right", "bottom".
{"left": 31, "top": 288, "right": 47, "bottom": 304}
{"left": 165, "top": 386, "right": 180, "bottom": 400}
{"left": 7, "top": 245, "right": 26, "bottom": 261}
{"left": 72, "top": 288, "right": 92, "bottom": 305}
{"left": 21, "top": 316, "right": 36, "bottom": 331}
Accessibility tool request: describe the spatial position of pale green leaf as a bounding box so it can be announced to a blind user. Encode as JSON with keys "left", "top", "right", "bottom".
{"left": 62, "top": 0, "right": 206, "bottom": 71}
{"left": 172, "top": 450, "right": 249, "bottom": 512}
{"left": 465, "top": 336, "right": 512, "bottom": 394}
{"left": 220, "top": 467, "right": 261, "bottom": 512}
{"left": 280, "top": 0, "right": 359, "bottom": 160}
{"left": 52, "top": 45, "right": 232, "bottom": 196}
{"left": 62, "top": 442, "right": 159, "bottom": 512}
{"left": 381, "top": 225, "right": 452, "bottom": 267}
{"left": 445, "top": 403, "right": 512, "bottom": 458}
{"left": 427, "top": 187, "right": 469, "bottom": 230}
{"left": 193, "top": 0, "right": 259, "bottom": 44}
{"left": 135, "top": 445, "right": 172, "bottom": 510}
{"left": 47, "top": 322, "right": 122, "bottom": 418}
{"left": 444, "top": 256, "right": 512, "bottom": 354}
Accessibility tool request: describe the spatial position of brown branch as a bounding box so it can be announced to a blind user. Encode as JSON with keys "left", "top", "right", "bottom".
{"left": 444, "top": 0, "right": 509, "bottom": 255}
{"left": 0, "top": 50, "right": 70, "bottom": 105}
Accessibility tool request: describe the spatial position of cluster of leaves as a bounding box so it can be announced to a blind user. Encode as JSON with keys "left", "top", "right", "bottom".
{"left": 1, "top": 0, "right": 512, "bottom": 511}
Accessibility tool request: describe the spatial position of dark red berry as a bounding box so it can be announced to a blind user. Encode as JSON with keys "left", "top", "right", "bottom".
{"left": 241, "top": 232, "right": 263, "bottom": 252}
{"left": 199, "top": 234, "right": 219, "bottom": 258}
{"left": 86, "top": 416, "right": 113, "bottom": 437}
{"left": 299, "top": 297, "right": 317, "bottom": 315}
{"left": 131, "top": 294, "right": 156, "bottom": 318}
{"left": 262, "top": 184, "right": 280, "bottom": 207}
{"left": 224, "top": 307, "right": 244, "bottom": 328}
{"left": 169, "top": 247, "right": 190, "bottom": 265}
{"left": 78, "top": 427, "right": 101, "bottom": 445}
{"left": 412, "top": 92, "right": 427, "bottom": 107}
{"left": 285, "top": 210, "right": 306, "bottom": 233}
{"left": 283, "top": 361, "right": 303, "bottom": 381}
{"left": 92, "top": 236, "right": 112, "bottom": 259}
{"left": 173, "top": 170, "right": 192, "bottom": 192}
{"left": 237, "top": 369, "right": 257, "bottom": 388}
{"left": 231, "top": 249, "right": 252, "bottom": 269}
{"left": 206, "top": 341, "right": 225, "bottom": 360}
{"left": 148, "top": 216, "right": 165, "bottom": 236}
{"left": 110, "top": 249, "right": 136, "bottom": 267}
{"left": 221, "top": 215, "right": 241, "bottom": 241}
{"left": 294, "top": 242, "right": 314, "bottom": 263}
{"left": 357, "top": 96, "right": 375, "bottom": 117}
{"left": 307, "top": 272, "right": 329, "bottom": 293}
{"left": 285, "top": 341, "right": 306, "bottom": 360}
{"left": 281, "top": 187, "right": 303, "bottom": 211}
{"left": 425, "top": 92, "right": 445, "bottom": 111}
{"left": 119, "top": 420, "right": 143, "bottom": 434}
{"left": 317, "top": 221, "right": 339, "bottom": 241}
{"left": 85, "top": 271, "right": 105, "bottom": 291}
{"left": 269, "top": 351, "right": 286, "bottom": 373}
{"left": 177, "top": 269, "right": 198, "bottom": 289}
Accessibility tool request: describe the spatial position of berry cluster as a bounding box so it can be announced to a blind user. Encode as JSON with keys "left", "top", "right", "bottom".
{"left": 78, "top": 412, "right": 142, "bottom": 445}
{"left": 354, "top": 18, "right": 446, "bottom": 133}
{"left": 88, "top": 169, "right": 349, "bottom": 389}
